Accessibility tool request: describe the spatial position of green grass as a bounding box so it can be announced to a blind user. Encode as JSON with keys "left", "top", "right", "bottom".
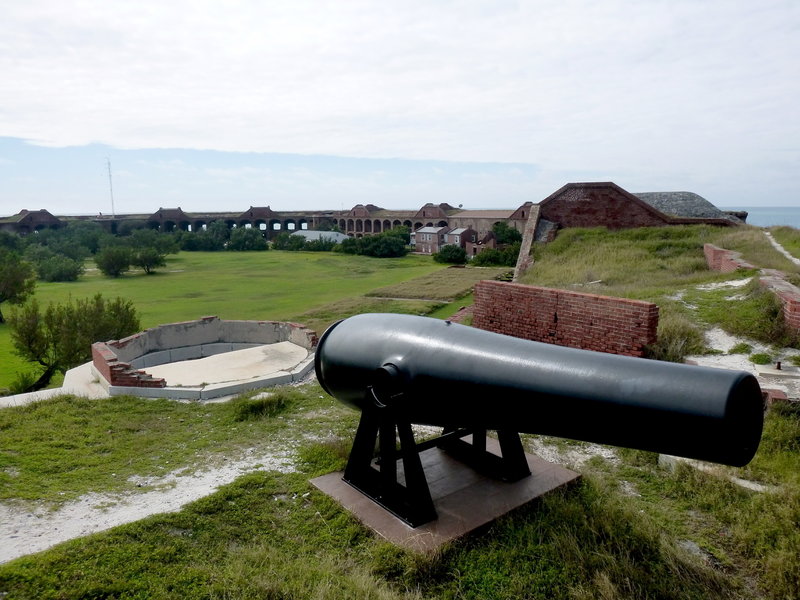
{"left": 0, "top": 251, "right": 446, "bottom": 389}
{"left": 686, "top": 278, "right": 798, "bottom": 348}
{"left": 522, "top": 226, "right": 735, "bottom": 299}
{"left": 770, "top": 226, "right": 800, "bottom": 260}
{"left": 367, "top": 266, "right": 508, "bottom": 301}
{"left": 2, "top": 386, "right": 768, "bottom": 599}
{"left": 714, "top": 226, "right": 800, "bottom": 273}
{"left": 0, "top": 385, "right": 356, "bottom": 505}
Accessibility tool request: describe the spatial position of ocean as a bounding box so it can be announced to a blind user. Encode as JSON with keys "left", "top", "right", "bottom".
{"left": 722, "top": 207, "right": 800, "bottom": 228}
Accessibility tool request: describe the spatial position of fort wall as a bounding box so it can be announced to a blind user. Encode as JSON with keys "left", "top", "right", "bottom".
{"left": 472, "top": 280, "right": 659, "bottom": 357}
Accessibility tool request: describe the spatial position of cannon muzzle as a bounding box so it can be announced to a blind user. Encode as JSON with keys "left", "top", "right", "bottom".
{"left": 316, "top": 313, "right": 763, "bottom": 467}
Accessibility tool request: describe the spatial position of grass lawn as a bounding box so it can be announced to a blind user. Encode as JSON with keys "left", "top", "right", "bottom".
{"left": 0, "top": 251, "right": 447, "bottom": 390}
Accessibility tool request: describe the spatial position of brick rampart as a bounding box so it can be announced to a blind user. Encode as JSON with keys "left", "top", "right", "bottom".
{"left": 472, "top": 280, "right": 659, "bottom": 357}
{"left": 703, "top": 244, "right": 756, "bottom": 272}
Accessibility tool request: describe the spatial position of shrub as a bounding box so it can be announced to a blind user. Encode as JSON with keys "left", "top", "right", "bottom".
{"left": 9, "top": 294, "right": 140, "bottom": 391}
{"left": 433, "top": 245, "right": 467, "bottom": 265}
{"left": 749, "top": 353, "right": 772, "bottom": 365}
{"left": 229, "top": 393, "right": 289, "bottom": 421}
{"left": 471, "top": 242, "right": 521, "bottom": 267}
{"left": 130, "top": 247, "right": 166, "bottom": 274}
{"left": 36, "top": 255, "right": 84, "bottom": 282}
{"left": 340, "top": 232, "right": 408, "bottom": 258}
{"left": 646, "top": 308, "right": 707, "bottom": 363}
{"left": 227, "top": 228, "right": 268, "bottom": 251}
{"left": 271, "top": 232, "right": 306, "bottom": 251}
{"left": 729, "top": 342, "right": 753, "bottom": 355}
{"left": 94, "top": 246, "right": 132, "bottom": 277}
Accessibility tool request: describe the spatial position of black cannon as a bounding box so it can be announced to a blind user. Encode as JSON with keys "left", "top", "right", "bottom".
{"left": 315, "top": 313, "right": 764, "bottom": 526}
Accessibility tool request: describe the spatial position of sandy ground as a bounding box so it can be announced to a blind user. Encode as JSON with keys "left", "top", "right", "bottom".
{"left": 145, "top": 342, "right": 308, "bottom": 386}
{"left": 0, "top": 447, "right": 296, "bottom": 564}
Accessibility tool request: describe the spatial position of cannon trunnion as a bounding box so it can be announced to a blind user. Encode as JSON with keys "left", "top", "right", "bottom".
{"left": 315, "top": 313, "right": 764, "bottom": 527}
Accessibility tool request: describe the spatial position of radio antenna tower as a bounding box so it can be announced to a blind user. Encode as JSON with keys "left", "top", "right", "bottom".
{"left": 106, "top": 157, "right": 116, "bottom": 217}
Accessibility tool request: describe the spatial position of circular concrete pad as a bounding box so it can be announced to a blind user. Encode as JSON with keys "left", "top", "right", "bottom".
{"left": 144, "top": 342, "right": 308, "bottom": 386}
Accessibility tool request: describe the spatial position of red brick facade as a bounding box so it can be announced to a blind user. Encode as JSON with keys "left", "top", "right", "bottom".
{"left": 539, "top": 183, "right": 672, "bottom": 230}
{"left": 472, "top": 280, "right": 659, "bottom": 357}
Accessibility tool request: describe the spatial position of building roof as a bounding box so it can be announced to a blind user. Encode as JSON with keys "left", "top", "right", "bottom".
{"left": 291, "top": 230, "right": 349, "bottom": 242}
{"left": 634, "top": 192, "right": 740, "bottom": 223}
{"left": 451, "top": 209, "right": 515, "bottom": 218}
{"left": 447, "top": 228, "right": 470, "bottom": 235}
{"left": 414, "top": 226, "right": 448, "bottom": 234}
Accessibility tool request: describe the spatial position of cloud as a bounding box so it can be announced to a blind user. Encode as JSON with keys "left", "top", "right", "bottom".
{"left": 0, "top": 1, "right": 797, "bottom": 210}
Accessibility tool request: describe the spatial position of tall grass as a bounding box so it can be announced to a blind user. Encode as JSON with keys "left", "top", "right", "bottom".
{"left": 713, "top": 226, "right": 800, "bottom": 273}
{"left": 524, "top": 226, "right": 728, "bottom": 298}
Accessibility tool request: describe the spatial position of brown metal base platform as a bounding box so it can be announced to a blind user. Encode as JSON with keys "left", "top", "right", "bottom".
{"left": 311, "top": 438, "right": 580, "bottom": 553}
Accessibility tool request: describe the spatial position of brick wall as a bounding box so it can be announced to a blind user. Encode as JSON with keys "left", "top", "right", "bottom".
{"left": 91, "top": 342, "right": 167, "bottom": 388}
{"left": 472, "top": 280, "right": 659, "bottom": 357}
{"left": 703, "top": 244, "right": 756, "bottom": 272}
{"left": 760, "top": 271, "right": 800, "bottom": 333}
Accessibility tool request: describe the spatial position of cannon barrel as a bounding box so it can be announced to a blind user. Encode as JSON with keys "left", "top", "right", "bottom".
{"left": 315, "top": 313, "right": 763, "bottom": 467}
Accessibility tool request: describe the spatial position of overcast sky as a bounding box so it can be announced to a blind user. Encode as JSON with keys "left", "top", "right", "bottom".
{"left": 1, "top": 0, "right": 797, "bottom": 216}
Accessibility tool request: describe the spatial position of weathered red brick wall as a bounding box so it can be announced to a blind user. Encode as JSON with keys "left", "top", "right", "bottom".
{"left": 760, "top": 271, "right": 800, "bottom": 334}
{"left": 91, "top": 342, "right": 167, "bottom": 388}
{"left": 472, "top": 280, "right": 659, "bottom": 357}
{"left": 703, "top": 244, "right": 756, "bottom": 272}
{"left": 539, "top": 183, "right": 670, "bottom": 230}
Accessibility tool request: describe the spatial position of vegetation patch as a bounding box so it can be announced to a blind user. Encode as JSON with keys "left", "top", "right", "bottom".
{"left": 646, "top": 303, "right": 708, "bottom": 362}
{"left": 729, "top": 342, "right": 753, "bottom": 355}
{"left": 367, "top": 266, "right": 507, "bottom": 301}
{"left": 0, "top": 385, "right": 354, "bottom": 504}
{"left": 686, "top": 278, "right": 798, "bottom": 348}
{"left": 748, "top": 353, "right": 772, "bottom": 365}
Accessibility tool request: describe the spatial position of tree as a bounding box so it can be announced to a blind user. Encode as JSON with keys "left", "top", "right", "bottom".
{"left": 228, "top": 227, "right": 268, "bottom": 251}
{"left": 131, "top": 247, "right": 166, "bottom": 274}
{"left": 128, "top": 229, "right": 179, "bottom": 256}
{"left": 61, "top": 221, "right": 109, "bottom": 254}
{"left": 492, "top": 222, "right": 523, "bottom": 245}
{"left": 434, "top": 244, "right": 467, "bottom": 264}
{"left": 385, "top": 225, "right": 411, "bottom": 245}
{"left": 9, "top": 294, "right": 140, "bottom": 391}
{"left": 24, "top": 245, "right": 84, "bottom": 282}
{"left": 95, "top": 246, "right": 132, "bottom": 277}
{"left": 0, "top": 249, "right": 36, "bottom": 323}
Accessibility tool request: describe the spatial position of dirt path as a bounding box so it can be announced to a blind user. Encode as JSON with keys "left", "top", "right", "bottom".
{"left": 764, "top": 230, "right": 800, "bottom": 266}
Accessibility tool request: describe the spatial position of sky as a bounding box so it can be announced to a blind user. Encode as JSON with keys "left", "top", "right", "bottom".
{"left": 1, "top": 0, "right": 798, "bottom": 217}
